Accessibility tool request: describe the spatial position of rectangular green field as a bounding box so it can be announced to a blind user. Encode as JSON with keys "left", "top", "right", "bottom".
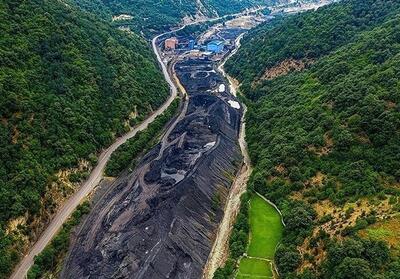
{"left": 237, "top": 258, "right": 273, "bottom": 278}
{"left": 247, "top": 195, "right": 283, "bottom": 259}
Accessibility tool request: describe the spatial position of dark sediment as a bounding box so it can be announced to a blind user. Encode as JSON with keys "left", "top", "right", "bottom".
{"left": 62, "top": 56, "right": 243, "bottom": 278}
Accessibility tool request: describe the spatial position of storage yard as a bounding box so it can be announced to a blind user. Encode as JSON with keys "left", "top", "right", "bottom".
{"left": 160, "top": 13, "right": 267, "bottom": 63}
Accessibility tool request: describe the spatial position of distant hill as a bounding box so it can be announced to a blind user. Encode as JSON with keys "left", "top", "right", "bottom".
{"left": 226, "top": 0, "right": 400, "bottom": 88}
{"left": 0, "top": 0, "right": 168, "bottom": 277}
{"left": 88, "top": 0, "right": 283, "bottom": 34}
{"left": 223, "top": 0, "right": 400, "bottom": 278}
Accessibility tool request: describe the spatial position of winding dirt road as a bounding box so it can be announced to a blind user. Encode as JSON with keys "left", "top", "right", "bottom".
{"left": 10, "top": 31, "right": 178, "bottom": 279}
{"left": 202, "top": 34, "right": 253, "bottom": 279}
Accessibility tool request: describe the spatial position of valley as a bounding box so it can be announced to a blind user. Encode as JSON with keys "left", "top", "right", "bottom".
{"left": 8, "top": 2, "right": 336, "bottom": 278}
{"left": 5, "top": 1, "right": 398, "bottom": 279}
{"left": 5, "top": 3, "right": 272, "bottom": 278}
{"left": 61, "top": 15, "right": 256, "bottom": 279}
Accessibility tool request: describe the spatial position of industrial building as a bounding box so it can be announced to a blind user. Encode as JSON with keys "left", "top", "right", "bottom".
{"left": 188, "top": 39, "right": 195, "bottom": 50}
{"left": 165, "top": 37, "right": 178, "bottom": 50}
{"left": 206, "top": 40, "right": 224, "bottom": 53}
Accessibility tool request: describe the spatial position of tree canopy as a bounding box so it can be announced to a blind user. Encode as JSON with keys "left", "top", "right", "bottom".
{"left": 222, "top": 0, "right": 400, "bottom": 278}
{"left": 0, "top": 0, "right": 168, "bottom": 276}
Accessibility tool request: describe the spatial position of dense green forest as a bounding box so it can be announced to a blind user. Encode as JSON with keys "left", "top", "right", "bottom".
{"left": 0, "top": 0, "right": 168, "bottom": 277}
{"left": 221, "top": 0, "right": 400, "bottom": 278}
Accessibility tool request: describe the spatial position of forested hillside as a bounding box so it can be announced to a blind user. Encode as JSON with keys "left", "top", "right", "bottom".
{"left": 0, "top": 0, "right": 168, "bottom": 277}
{"left": 96, "top": 0, "right": 281, "bottom": 34}
{"left": 223, "top": 0, "right": 400, "bottom": 278}
{"left": 226, "top": 0, "right": 400, "bottom": 87}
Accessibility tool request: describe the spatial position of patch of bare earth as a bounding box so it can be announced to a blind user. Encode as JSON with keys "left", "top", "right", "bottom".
{"left": 356, "top": 131, "right": 371, "bottom": 144}
{"left": 359, "top": 216, "right": 400, "bottom": 254}
{"left": 386, "top": 101, "right": 396, "bottom": 109}
{"left": 289, "top": 172, "right": 326, "bottom": 201}
{"left": 11, "top": 126, "right": 19, "bottom": 144}
{"left": 275, "top": 164, "right": 286, "bottom": 174}
{"left": 306, "top": 171, "right": 326, "bottom": 187}
{"left": 112, "top": 14, "right": 133, "bottom": 21}
{"left": 297, "top": 196, "right": 397, "bottom": 272}
{"left": 307, "top": 132, "right": 333, "bottom": 156}
{"left": 254, "top": 58, "right": 314, "bottom": 87}
{"left": 225, "top": 15, "right": 264, "bottom": 29}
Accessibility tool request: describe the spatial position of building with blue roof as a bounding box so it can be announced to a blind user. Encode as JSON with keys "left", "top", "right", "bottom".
{"left": 207, "top": 40, "right": 224, "bottom": 53}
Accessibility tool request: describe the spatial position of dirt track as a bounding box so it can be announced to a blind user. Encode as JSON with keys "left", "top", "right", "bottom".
{"left": 202, "top": 34, "right": 253, "bottom": 278}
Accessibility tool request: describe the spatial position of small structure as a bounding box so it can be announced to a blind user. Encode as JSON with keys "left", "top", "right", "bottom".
{"left": 188, "top": 40, "right": 195, "bottom": 50}
{"left": 206, "top": 40, "right": 224, "bottom": 53}
{"left": 165, "top": 37, "right": 178, "bottom": 50}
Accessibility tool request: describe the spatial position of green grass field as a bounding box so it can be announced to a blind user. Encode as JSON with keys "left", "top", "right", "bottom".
{"left": 237, "top": 258, "right": 273, "bottom": 278}
{"left": 248, "top": 195, "right": 283, "bottom": 258}
{"left": 237, "top": 194, "right": 283, "bottom": 278}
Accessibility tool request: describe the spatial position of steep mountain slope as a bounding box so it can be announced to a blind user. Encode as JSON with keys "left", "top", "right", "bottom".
{"left": 222, "top": 0, "right": 400, "bottom": 278}
{"left": 226, "top": 0, "right": 400, "bottom": 87}
{"left": 0, "top": 0, "right": 168, "bottom": 277}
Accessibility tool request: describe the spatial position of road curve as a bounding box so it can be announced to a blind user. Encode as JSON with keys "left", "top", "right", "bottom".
{"left": 10, "top": 31, "right": 178, "bottom": 279}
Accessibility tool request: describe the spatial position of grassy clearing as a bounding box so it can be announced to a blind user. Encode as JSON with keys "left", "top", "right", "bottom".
{"left": 237, "top": 194, "right": 283, "bottom": 278}
{"left": 248, "top": 195, "right": 283, "bottom": 259}
{"left": 359, "top": 215, "right": 400, "bottom": 254}
{"left": 237, "top": 258, "right": 273, "bottom": 278}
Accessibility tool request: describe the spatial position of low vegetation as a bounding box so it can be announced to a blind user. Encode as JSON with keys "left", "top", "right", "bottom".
{"left": 214, "top": 193, "right": 283, "bottom": 279}
{"left": 359, "top": 216, "right": 400, "bottom": 256}
{"left": 237, "top": 195, "right": 282, "bottom": 278}
{"left": 247, "top": 195, "right": 282, "bottom": 259}
{"left": 237, "top": 258, "right": 272, "bottom": 279}
{"left": 105, "top": 99, "right": 180, "bottom": 177}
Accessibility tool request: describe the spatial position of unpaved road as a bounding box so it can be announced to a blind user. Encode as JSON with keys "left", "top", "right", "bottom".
{"left": 10, "top": 31, "right": 178, "bottom": 279}
{"left": 202, "top": 34, "right": 253, "bottom": 279}
{"left": 203, "top": 2, "right": 337, "bottom": 274}
{"left": 218, "top": 33, "right": 244, "bottom": 97}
